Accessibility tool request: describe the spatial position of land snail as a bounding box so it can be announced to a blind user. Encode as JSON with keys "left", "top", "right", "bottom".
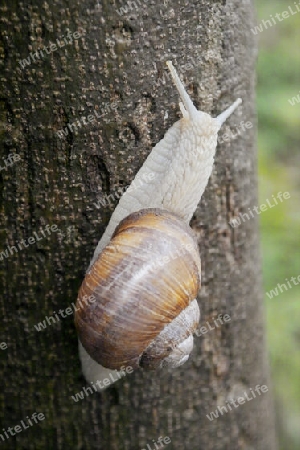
{"left": 75, "top": 61, "right": 242, "bottom": 389}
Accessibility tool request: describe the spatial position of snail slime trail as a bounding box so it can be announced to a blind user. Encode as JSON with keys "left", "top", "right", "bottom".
{"left": 74, "top": 61, "right": 242, "bottom": 389}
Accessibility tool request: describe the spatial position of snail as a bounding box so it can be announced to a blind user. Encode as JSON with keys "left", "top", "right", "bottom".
{"left": 74, "top": 61, "right": 242, "bottom": 389}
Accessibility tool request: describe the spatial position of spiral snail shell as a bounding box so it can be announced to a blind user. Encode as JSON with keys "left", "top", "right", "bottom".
{"left": 75, "top": 208, "right": 201, "bottom": 370}
{"left": 75, "top": 61, "right": 242, "bottom": 387}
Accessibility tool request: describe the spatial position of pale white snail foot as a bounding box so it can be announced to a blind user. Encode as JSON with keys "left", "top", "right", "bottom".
{"left": 79, "top": 341, "right": 123, "bottom": 391}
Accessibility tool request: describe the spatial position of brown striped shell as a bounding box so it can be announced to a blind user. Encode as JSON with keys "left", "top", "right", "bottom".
{"left": 75, "top": 208, "right": 201, "bottom": 371}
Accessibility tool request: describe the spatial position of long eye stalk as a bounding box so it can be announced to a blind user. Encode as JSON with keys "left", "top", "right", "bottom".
{"left": 166, "top": 60, "right": 199, "bottom": 120}
{"left": 216, "top": 98, "right": 242, "bottom": 126}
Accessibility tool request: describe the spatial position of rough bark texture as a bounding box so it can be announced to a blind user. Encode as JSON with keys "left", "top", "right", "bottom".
{"left": 0, "top": 1, "right": 277, "bottom": 449}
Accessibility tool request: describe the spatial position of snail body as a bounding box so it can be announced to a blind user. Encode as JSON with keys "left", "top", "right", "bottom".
{"left": 75, "top": 61, "right": 242, "bottom": 388}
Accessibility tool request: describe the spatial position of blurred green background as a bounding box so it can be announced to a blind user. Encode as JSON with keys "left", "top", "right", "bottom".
{"left": 255, "top": 1, "right": 300, "bottom": 448}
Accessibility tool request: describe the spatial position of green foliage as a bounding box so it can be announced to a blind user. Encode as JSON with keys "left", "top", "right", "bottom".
{"left": 256, "top": 1, "right": 300, "bottom": 448}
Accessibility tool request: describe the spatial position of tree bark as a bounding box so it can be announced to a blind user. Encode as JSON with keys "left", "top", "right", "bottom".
{"left": 0, "top": 1, "right": 277, "bottom": 449}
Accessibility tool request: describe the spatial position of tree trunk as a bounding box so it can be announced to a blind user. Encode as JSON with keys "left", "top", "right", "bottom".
{"left": 0, "top": 1, "right": 277, "bottom": 449}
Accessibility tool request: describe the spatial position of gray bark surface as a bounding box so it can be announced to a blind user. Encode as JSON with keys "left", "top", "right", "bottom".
{"left": 0, "top": 0, "right": 277, "bottom": 449}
